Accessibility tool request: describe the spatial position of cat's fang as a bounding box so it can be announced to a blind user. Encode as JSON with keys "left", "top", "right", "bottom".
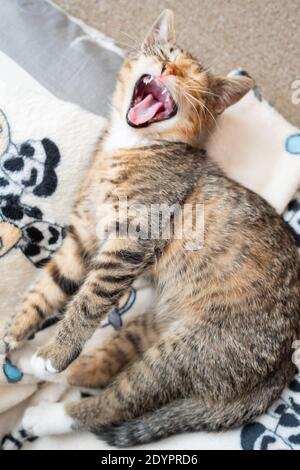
{"left": 143, "top": 76, "right": 153, "bottom": 85}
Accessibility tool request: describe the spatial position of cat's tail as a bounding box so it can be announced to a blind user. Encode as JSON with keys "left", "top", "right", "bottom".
{"left": 96, "top": 365, "right": 292, "bottom": 447}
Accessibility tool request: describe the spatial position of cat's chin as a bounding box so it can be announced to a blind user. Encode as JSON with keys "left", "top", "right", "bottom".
{"left": 126, "top": 74, "right": 177, "bottom": 128}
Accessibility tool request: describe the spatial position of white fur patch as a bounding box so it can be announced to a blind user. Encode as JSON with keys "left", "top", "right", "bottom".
{"left": 103, "top": 117, "right": 150, "bottom": 151}
{"left": 22, "top": 403, "right": 74, "bottom": 436}
{"left": 30, "top": 353, "right": 58, "bottom": 379}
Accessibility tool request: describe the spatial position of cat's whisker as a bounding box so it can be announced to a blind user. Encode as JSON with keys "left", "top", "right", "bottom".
{"left": 182, "top": 79, "right": 220, "bottom": 99}
{"left": 119, "top": 31, "right": 140, "bottom": 48}
{"left": 184, "top": 85, "right": 220, "bottom": 100}
{"left": 174, "top": 82, "right": 205, "bottom": 133}
{"left": 183, "top": 89, "right": 221, "bottom": 140}
{"left": 117, "top": 31, "right": 142, "bottom": 56}
{"left": 203, "top": 58, "right": 221, "bottom": 74}
{"left": 185, "top": 90, "right": 219, "bottom": 130}
{"left": 181, "top": 91, "right": 204, "bottom": 132}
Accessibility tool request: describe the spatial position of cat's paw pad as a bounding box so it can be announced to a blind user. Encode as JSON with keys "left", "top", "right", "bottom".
{"left": 30, "top": 353, "right": 58, "bottom": 379}
{"left": 22, "top": 403, "right": 74, "bottom": 437}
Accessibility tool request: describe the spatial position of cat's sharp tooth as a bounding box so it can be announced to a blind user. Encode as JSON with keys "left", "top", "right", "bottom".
{"left": 143, "top": 76, "right": 153, "bottom": 85}
{"left": 143, "top": 77, "right": 153, "bottom": 85}
{"left": 162, "top": 88, "right": 167, "bottom": 95}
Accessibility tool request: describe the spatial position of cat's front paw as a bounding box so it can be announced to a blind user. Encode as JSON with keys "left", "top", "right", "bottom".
{"left": 31, "top": 341, "right": 79, "bottom": 377}
{"left": 0, "top": 332, "right": 21, "bottom": 355}
{"left": 22, "top": 403, "right": 74, "bottom": 437}
{"left": 30, "top": 352, "right": 59, "bottom": 379}
{"left": 2, "top": 310, "right": 41, "bottom": 353}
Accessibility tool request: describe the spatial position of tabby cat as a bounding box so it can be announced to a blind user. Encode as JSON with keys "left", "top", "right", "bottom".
{"left": 2, "top": 10, "right": 300, "bottom": 447}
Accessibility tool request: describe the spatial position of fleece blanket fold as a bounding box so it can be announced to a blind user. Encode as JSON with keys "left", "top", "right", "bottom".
{"left": 0, "top": 55, "right": 300, "bottom": 449}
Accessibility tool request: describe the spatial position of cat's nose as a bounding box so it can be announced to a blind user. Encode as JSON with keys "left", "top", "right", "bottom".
{"left": 162, "top": 63, "right": 177, "bottom": 76}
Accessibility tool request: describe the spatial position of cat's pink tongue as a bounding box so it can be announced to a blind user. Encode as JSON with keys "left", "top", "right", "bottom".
{"left": 128, "top": 94, "right": 163, "bottom": 125}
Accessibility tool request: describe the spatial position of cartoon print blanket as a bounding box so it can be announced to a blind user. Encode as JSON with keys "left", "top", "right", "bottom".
{"left": 0, "top": 55, "right": 300, "bottom": 449}
{"left": 0, "top": 109, "right": 65, "bottom": 267}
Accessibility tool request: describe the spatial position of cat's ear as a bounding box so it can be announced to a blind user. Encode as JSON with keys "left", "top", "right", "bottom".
{"left": 212, "top": 75, "right": 255, "bottom": 114}
{"left": 142, "top": 9, "right": 175, "bottom": 49}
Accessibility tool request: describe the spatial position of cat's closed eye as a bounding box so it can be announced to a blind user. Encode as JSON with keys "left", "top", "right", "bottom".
{"left": 161, "top": 63, "right": 167, "bottom": 74}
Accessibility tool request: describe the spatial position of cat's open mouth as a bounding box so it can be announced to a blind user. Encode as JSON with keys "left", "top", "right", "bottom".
{"left": 127, "top": 75, "right": 177, "bottom": 128}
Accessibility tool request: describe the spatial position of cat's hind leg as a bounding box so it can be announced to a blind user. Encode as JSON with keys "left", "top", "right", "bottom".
{"left": 22, "top": 335, "right": 294, "bottom": 445}
{"left": 21, "top": 329, "right": 192, "bottom": 437}
{"left": 65, "top": 313, "right": 158, "bottom": 388}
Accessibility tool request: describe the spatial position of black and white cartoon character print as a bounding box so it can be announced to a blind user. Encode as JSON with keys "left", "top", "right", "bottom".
{"left": 0, "top": 109, "right": 65, "bottom": 267}
{"left": 241, "top": 374, "right": 300, "bottom": 450}
{"left": 284, "top": 196, "right": 300, "bottom": 249}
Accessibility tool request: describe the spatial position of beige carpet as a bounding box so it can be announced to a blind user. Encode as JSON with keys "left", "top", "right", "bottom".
{"left": 53, "top": 0, "right": 300, "bottom": 127}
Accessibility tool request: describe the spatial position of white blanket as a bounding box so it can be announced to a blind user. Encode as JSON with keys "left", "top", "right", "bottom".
{"left": 0, "top": 54, "right": 300, "bottom": 450}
